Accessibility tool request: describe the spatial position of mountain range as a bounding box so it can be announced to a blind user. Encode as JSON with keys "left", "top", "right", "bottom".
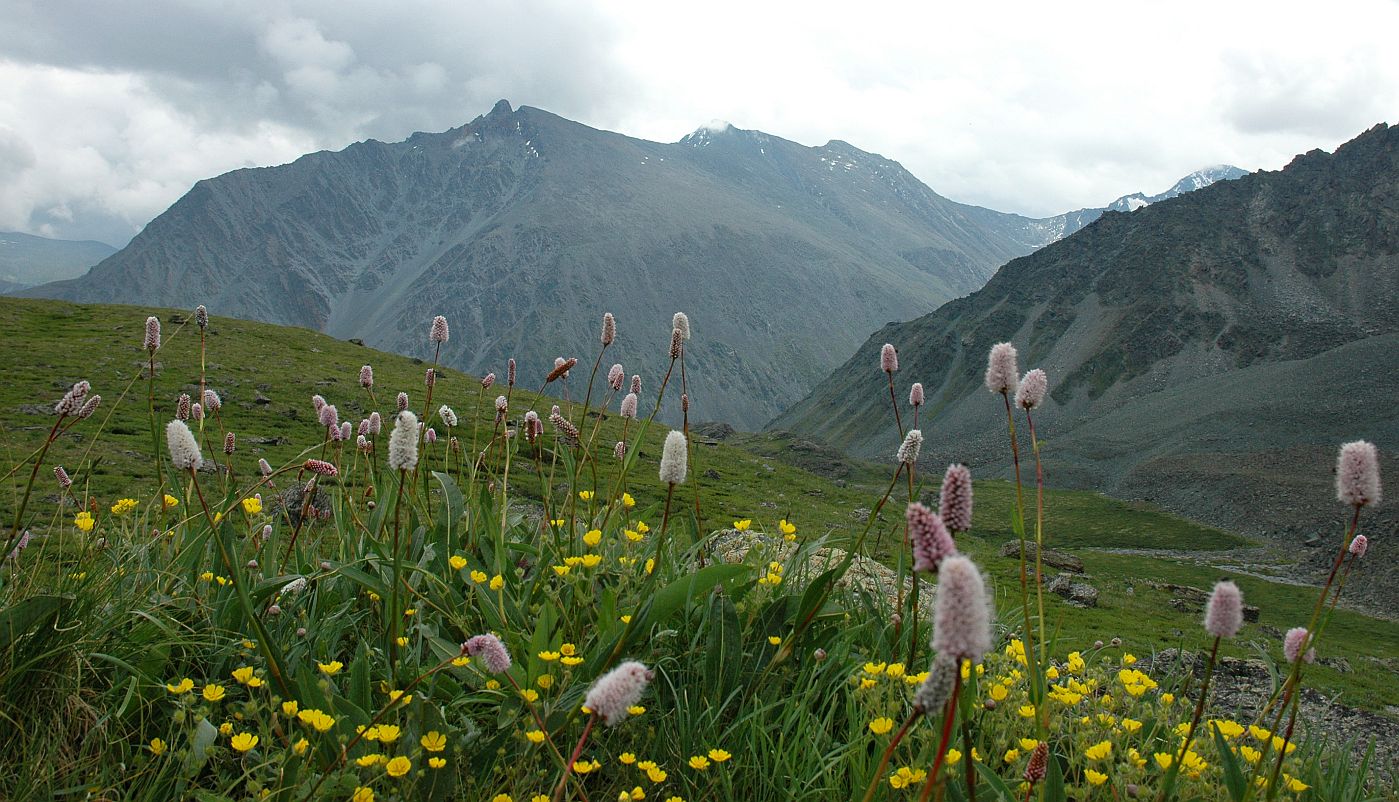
{"left": 25, "top": 100, "right": 1238, "bottom": 428}
{"left": 773, "top": 123, "right": 1398, "bottom": 607}
{"left": 0, "top": 232, "right": 116, "bottom": 294}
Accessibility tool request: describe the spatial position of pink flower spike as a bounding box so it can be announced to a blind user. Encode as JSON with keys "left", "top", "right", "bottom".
{"left": 1335, "top": 440, "right": 1381, "bottom": 507}
{"left": 429, "top": 315, "right": 449, "bottom": 344}
{"left": 1204, "top": 580, "right": 1243, "bottom": 638}
{"left": 463, "top": 633, "right": 511, "bottom": 673}
{"left": 880, "top": 343, "right": 898, "bottom": 373}
{"left": 909, "top": 382, "right": 924, "bottom": 407}
{"left": 304, "top": 459, "right": 338, "bottom": 477}
{"left": 584, "top": 660, "right": 653, "bottom": 726}
{"left": 1015, "top": 368, "right": 1048, "bottom": 410}
{"left": 1283, "top": 627, "right": 1315, "bottom": 664}
{"left": 1349, "top": 534, "right": 1368, "bottom": 558}
{"left": 939, "top": 464, "right": 974, "bottom": 533}
{"left": 931, "top": 555, "right": 991, "bottom": 661}
{"left": 985, "top": 342, "right": 1018, "bottom": 395}
{"left": 907, "top": 502, "right": 956, "bottom": 573}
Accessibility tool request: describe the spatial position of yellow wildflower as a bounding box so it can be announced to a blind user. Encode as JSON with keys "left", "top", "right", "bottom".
{"left": 202, "top": 684, "right": 226, "bottom": 702}
{"left": 240, "top": 496, "right": 263, "bottom": 515}
{"left": 733, "top": 519, "right": 751, "bottom": 531}
{"left": 385, "top": 755, "right": 411, "bottom": 778}
{"left": 429, "top": 757, "right": 446, "bottom": 768}
{"left": 868, "top": 717, "right": 894, "bottom": 735}
{"left": 470, "top": 570, "right": 488, "bottom": 583}
{"left": 1084, "top": 741, "right": 1112, "bottom": 761}
{"left": 166, "top": 678, "right": 194, "bottom": 694}
{"left": 688, "top": 755, "right": 710, "bottom": 770}
{"left": 449, "top": 555, "right": 468, "bottom": 570}
{"left": 149, "top": 737, "right": 167, "bottom": 755}
{"left": 74, "top": 512, "right": 95, "bottom": 532}
{"left": 230, "top": 732, "right": 258, "bottom": 752}
{"left": 708, "top": 748, "right": 731, "bottom": 762}
{"left": 525, "top": 730, "right": 546, "bottom": 744}
{"left": 111, "top": 498, "right": 138, "bottom": 516}
{"left": 584, "top": 529, "right": 602, "bottom": 546}
{"left": 318, "top": 660, "right": 343, "bottom": 675}
{"left": 489, "top": 574, "right": 505, "bottom": 591}
{"left": 1085, "top": 769, "right": 1108, "bottom": 786}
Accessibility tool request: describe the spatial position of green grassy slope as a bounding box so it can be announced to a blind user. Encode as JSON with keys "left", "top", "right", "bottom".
{"left": 2, "top": 296, "right": 1394, "bottom": 711}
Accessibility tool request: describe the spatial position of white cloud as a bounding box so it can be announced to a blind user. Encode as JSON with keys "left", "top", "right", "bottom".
{"left": 1, "top": 0, "right": 1397, "bottom": 242}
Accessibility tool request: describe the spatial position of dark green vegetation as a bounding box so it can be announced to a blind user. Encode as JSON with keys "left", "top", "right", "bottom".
{"left": 3, "top": 296, "right": 1395, "bottom": 721}
{"left": 775, "top": 123, "right": 1399, "bottom": 611}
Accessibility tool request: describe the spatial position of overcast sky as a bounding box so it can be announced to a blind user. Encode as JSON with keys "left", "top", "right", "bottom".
{"left": 3, "top": 0, "right": 1397, "bottom": 246}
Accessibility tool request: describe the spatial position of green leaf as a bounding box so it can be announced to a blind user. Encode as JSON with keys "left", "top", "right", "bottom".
{"left": 1213, "top": 721, "right": 1248, "bottom": 802}
{"left": 975, "top": 762, "right": 1019, "bottom": 802}
{"left": 704, "top": 591, "right": 743, "bottom": 703}
{"left": 0, "top": 594, "right": 66, "bottom": 653}
{"left": 1045, "top": 748, "right": 1066, "bottom": 802}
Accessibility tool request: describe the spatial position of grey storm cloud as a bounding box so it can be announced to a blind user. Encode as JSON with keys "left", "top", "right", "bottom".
{"left": 2, "top": 0, "right": 1398, "bottom": 245}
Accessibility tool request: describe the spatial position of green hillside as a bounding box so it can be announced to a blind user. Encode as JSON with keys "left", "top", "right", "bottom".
{"left": 2, "top": 296, "right": 1395, "bottom": 713}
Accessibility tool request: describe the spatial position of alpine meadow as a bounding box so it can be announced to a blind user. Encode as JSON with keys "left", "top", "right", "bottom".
{"left": 2, "top": 6, "right": 1398, "bottom": 801}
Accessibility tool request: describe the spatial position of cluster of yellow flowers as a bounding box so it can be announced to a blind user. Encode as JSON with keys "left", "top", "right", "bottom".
{"left": 848, "top": 640, "right": 1314, "bottom": 795}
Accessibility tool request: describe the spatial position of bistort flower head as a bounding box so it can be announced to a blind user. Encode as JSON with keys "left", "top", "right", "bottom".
{"left": 318, "top": 404, "right": 338, "bottom": 431}
{"left": 669, "top": 328, "right": 683, "bottom": 360}
{"left": 659, "top": 430, "right": 688, "bottom": 485}
{"left": 584, "top": 660, "right": 654, "bottom": 726}
{"left": 369, "top": 411, "right": 382, "bottom": 435}
{"left": 601, "top": 312, "right": 616, "bottom": 346}
{"left": 608, "top": 363, "right": 625, "bottom": 391}
{"left": 913, "top": 654, "right": 958, "bottom": 713}
{"left": 897, "top": 429, "right": 923, "bottom": 465}
{"left": 166, "top": 420, "right": 204, "bottom": 471}
{"left": 463, "top": 633, "right": 511, "bottom": 673}
{"left": 424, "top": 368, "right": 436, "bottom": 388}
{"left": 939, "top": 464, "right": 974, "bottom": 532}
{"left": 482, "top": 372, "right": 495, "bottom": 389}
{"left": 1349, "top": 534, "right": 1368, "bottom": 557}
{"left": 1283, "top": 627, "right": 1315, "bottom": 664}
{"left": 547, "top": 358, "right": 576, "bottom": 382}
{"left": 258, "top": 459, "right": 273, "bottom": 477}
{"left": 77, "top": 394, "right": 101, "bottom": 419}
{"left": 311, "top": 394, "right": 326, "bottom": 413}
{"left": 507, "top": 358, "right": 516, "bottom": 386}
{"left": 304, "top": 459, "right": 338, "bottom": 477}
{"left": 359, "top": 365, "right": 374, "bottom": 389}
{"left": 203, "top": 389, "right": 221, "bottom": 412}
{"left": 425, "top": 427, "right": 437, "bottom": 444}
{"left": 191, "top": 402, "right": 204, "bottom": 421}
{"left": 1025, "top": 743, "right": 1048, "bottom": 783}
{"left": 880, "top": 343, "right": 898, "bottom": 373}
{"left": 550, "top": 409, "right": 579, "bottom": 441}
{"left": 1015, "top": 368, "right": 1048, "bottom": 410}
{"left": 932, "top": 555, "right": 992, "bottom": 661}
{"left": 143, "top": 316, "right": 161, "bottom": 352}
{"left": 177, "top": 393, "right": 191, "bottom": 420}
{"left": 910, "top": 382, "right": 924, "bottom": 407}
{"left": 1204, "top": 580, "right": 1244, "bottom": 639}
{"left": 194, "top": 304, "right": 208, "bottom": 329}
{"left": 523, "top": 411, "right": 542, "bottom": 444}
{"left": 673, "top": 312, "right": 691, "bottom": 340}
{"left": 438, "top": 405, "right": 457, "bottom": 427}
{"left": 54, "top": 380, "right": 90, "bottom": 416}
{"left": 1335, "top": 440, "right": 1381, "bottom": 507}
{"left": 907, "top": 502, "right": 957, "bottom": 573}
{"left": 614, "top": 441, "right": 626, "bottom": 460}
{"left": 630, "top": 374, "right": 641, "bottom": 394}
{"left": 620, "top": 393, "right": 639, "bottom": 419}
{"left": 339, "top": 421, "right": 352, "bottom": 442}
{"left": 396, "top": 392, "right": 409, "bottom": 412}
{"left": 388, "top": 411, "right": 420, "bottom": 471}
{"left": 985, "top": 342, "right": 1018, "bottom": 395}
{"left": 429, "top": 315, "right": 449, "bottom": 344}
{"left": 223, "top": 432, "right": 236, "bottom": 454}
{"left": 54, "top": 465, "right": 72, "bottom": 490}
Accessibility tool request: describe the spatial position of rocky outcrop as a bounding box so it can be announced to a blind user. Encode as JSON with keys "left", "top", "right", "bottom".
{"left": 708, "top": 529, "right": 934, "bottom": 618}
